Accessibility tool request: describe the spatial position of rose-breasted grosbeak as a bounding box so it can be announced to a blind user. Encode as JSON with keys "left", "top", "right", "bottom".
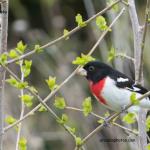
{"left": 78, "top": 61, "right": 150, "bottom": 113}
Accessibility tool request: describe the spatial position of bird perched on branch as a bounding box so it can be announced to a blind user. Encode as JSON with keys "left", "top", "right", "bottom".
{"left": 77, "top": 61, "right": 150, "bottom": 113}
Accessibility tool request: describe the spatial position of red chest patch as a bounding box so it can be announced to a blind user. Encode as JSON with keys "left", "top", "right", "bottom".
{"left": 89, "top": 78, "right": 107, "bottom": 105}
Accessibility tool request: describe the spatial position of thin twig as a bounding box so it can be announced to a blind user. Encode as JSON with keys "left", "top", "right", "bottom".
{"left": 5, "top": 0, "right": 121, "bottom": 65}
{"left": 113, "top": 122, "right": 138, "bottom": 135}
{"left": 2, "top": 65, "right": 76, "bottom": 140}
{"left": 121, "top": 0, "right": 129, "bottom": 6}
{"left": 15, "top": 60, "right": 25, "bottom": 150}
{"left": 66, "top": 106, "right": 138, "bottom": 135}
{"left": 142, "top": 0, "right": 150, "bottom": 45}
{"left": 115, "top": 53, "right": 135, "bottom": 62}
{"left": 2, "top": 8, "right": 124, "bottom": 134}
{"left": 66, "top": 106, "right": 104, "bottom": 119}
{"left": 3, "top": 67, "right": 79, "bottom": 134}
{"left": 88, "top": 8, "right": 125, "bottom": 55}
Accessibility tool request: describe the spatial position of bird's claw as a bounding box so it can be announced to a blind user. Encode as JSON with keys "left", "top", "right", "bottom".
{"left": 121, "top": 105, "right": 128, "bottom": 113}
{"left": 103, "top": 117, "right": 111, "bottom": 127}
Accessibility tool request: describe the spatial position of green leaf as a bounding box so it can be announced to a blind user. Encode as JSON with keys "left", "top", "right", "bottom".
{"left": 19, "top": 137, "right": 27, "bottom": 150}
{"left": 24, "top": 60, "right": 32, "bottom": 69}
{"left": 112, "top": 4, "right": 119, "bottom": 12}
{"left": 5, "top": 116, "right": 18, "bottom": 131}
{"left": 104, "top": 111, "right": 110, "bottom": 117}
{"left": 57, "top": 114, "right": 68, "bottom": 124}
{"left": 130, "top": 92, "right": 139, "bottom": 105}
{"left": 72, "top": 54, "right": 95, "bottom": 66}
{"left": 54, "top": 97, "right": 66, "bottom": 109}
{"left": 35, "top": 44, "right": 43, "bottom": 53}
{"left": 146, "top": 116, "right": 150, "bottom": 131}
{"left": 5, "top": 115, "right": 16, "bottom": 124}
{"left": 146, "top": 143, "right": 150, "bottom": 150}
{"left": 6, "top": 76, "right": 28, "bottom": 89}
{"left": 82, "top": 97, "right": 92, "bottom": 116}
{"left": 75, "top": 137, "right": 83, "bottom": 146}
{"left": 98, "top": 111, "right": 110, "bottom": 124}
{"left": 15, "top": 41, "right": 27, "bottom": 54}
{"left": 17, "top": 82, "right": 28, "bottom": 89}
{"left": 6, "top": 76, "right": 18, "bottom": 87}
{"left": 0, "top": 53, "right": 8, "bottom": 65}
{"left": 9, "top": 49, "right": 19, "bottom": 59}
{"left": 67, "top": 127, "right": 76, "bottom": 134}
{"left": 96, "top": 16, "right": 110, "bottom": 31}
{"left": 107, "top": 46, "right": 116, "bottom": 62}
{"left": 46, "top": 76, "right": 58, "bottom": 91}
{"left": 38, "top": 105, "right": 47, "bottom": 112}
{"left": 28, "top": 86, "right": 38, "bottom": 94}
{"left": 20, "top": 94, "right": 33, "bottom": 107}
{"left": 75, "top": 14, "right": 87, "bottom": 27}
{"left": 107, "top": 0, "right": 119, "bottom": 12}
{"left": 122, "top": 112, "right": 136, "bottom": 124}
{"left": 61, "top": 114, "right": 68, "bottom": 123}
{"left": 63, "top": 29, "right": 70, "bottom": 40}
{"left": 21, "top": 60, "right": 32, "bottom": 77}
{"left": 97, "top": 119, "right": 104, "bottom": 124}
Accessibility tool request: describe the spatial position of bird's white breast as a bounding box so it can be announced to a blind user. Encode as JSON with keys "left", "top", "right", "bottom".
{"left": 100, "top": 77, "right": 150, "bottom": 113}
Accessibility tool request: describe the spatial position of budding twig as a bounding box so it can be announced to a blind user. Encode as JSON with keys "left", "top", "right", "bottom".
{"left": 5, "top": 0, "right": 121, "bottom": 65}
{"left": 2, "top": 7, "right": 124, "bottom": 135}
{"left": 66, "top": 106, "right": 138, "bottom": 135}
{"left": 115, "top": 53, "right": 135, "bottom": 62}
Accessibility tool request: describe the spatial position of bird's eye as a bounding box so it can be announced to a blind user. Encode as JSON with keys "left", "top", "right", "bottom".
{"left": 89, "top": 66, "right": 95, "bottom": 71}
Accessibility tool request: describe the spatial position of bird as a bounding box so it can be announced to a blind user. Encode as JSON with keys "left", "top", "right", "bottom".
{"left": 77, "top": 60, "right": 150, "bottom": 113}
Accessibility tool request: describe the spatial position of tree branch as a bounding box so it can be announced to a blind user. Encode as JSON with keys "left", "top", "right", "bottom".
{"left": 0, "top": 0, "right": 8, "bottom": 149}
{"left": 15, "top": 61, "right": 25, "bottom": 150}
{"left": 66, "top": 106, "right": 138, "bottom": 135}
{"left": 140, "top": 0, "right": 150, "bottom": 77}
{"left": 128, "top": 0, "right": 143, "bottom": 84}
{"left": 5, "top": 0, "right": 121, "bottom": 65}
{"left": 2, "top": 8, "right": 125, "bottom": 134}
{"left": 2, "top": 64, "right": 78, "bottom": 142}
{"left": 129, "top": 0, "right": 149, "bottom": 149}
{"left": 115, "top": 53, "right": 135, "bottom": 62}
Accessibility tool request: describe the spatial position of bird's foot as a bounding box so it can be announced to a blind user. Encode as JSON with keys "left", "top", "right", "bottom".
{"left": 121, "top": 105, "right": 128, "bottom": 113}
{"left": 103, "top": 117, "right": 111, "bottom": 127}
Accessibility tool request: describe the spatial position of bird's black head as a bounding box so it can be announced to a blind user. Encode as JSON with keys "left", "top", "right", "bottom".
{"left": 81, "top": 61, "right": 113, "bottom": 83}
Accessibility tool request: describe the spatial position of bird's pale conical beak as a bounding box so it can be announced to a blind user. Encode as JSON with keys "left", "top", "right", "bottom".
{"left": 77, "top": 67, "right": 87, "bottom": 76}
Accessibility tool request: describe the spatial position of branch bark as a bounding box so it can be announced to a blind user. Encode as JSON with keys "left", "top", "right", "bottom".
{"left": 128, "top": 0, "right": 143, "bottom": 84}
{"left": 128, "top": 0, "right": 149, "bottom": 149}
{"left": 0, "top": 0, "right": 8, "bottom": 149}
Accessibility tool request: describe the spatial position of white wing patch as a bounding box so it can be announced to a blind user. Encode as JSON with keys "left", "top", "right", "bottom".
{"left": 117, "top": 77, "right": 129, "bottom": 82}
{"left": 126, "top": 86, "right": 141, "bottom": 92}
{"left": 133, "top": 86, "right": 140, "bottom": 91}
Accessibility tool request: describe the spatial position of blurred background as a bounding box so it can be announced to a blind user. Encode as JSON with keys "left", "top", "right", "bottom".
{"left": 3, "top": 0, "right": 150, "bottom": 149}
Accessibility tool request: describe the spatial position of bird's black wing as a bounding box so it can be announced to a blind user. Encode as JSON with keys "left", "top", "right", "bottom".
{"left": 110, "top": 69, "right": 148, "bottom": 95}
